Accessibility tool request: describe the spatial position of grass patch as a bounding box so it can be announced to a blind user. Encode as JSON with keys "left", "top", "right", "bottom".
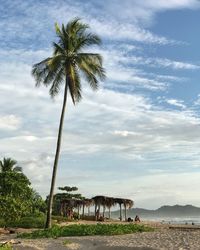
{"left": 63, "top": 239, "right": 73, "bottom": 245}
{"left": 18, "top": 223, "right": 153, "bottom": 239}
{"left": 0, "top": 244, "right": 13, "bottom": 250}
{"left": 51, "top": 215, "right": 77, "bottom": 223}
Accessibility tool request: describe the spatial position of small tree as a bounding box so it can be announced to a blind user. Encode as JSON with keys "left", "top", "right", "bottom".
{"left": 0, "top": 157, "right": 45, "bottom": 225}
{"left": 51, "top": 186, "right": 84, "bottom": 216}
{"left": 0, "top": 171, "right": 33, "bottom": 224}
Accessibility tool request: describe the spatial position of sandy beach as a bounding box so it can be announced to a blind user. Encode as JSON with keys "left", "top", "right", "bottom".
{"left": 1, "top": 222, "right": 200, "bottom": 250}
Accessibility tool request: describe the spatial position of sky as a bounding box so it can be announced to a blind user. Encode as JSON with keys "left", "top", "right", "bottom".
{"left": 1, "top": 0, "right": 200, "bottom": 209}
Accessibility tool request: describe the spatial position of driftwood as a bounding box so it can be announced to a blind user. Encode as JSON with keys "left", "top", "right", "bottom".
{"left": 0, "top": 239, "right": 21, "bottom": 247}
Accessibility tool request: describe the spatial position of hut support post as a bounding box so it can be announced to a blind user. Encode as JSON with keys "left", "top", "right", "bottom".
{"left": 64, "top": 202, "right": 67, "bottom": 217}
{"left": 77, "top": 206, "right": 80, "bottom": 219}
{"left": 119, "top": 204, "right": 122, "bottom": 221}
{"left": 109, "top": 207, "right": 111, "bottom": 219}
{"left": 94, "top": 204, "right": 97, "bottom": 221}
{"left": 98, "top": 204, "right": 100, "bottom": 220}
{"left": 60, "top": 202, "right": 63, "bottom": 216}
{"left": 82, "top": 204, "right": 85, "bottom": 219}
{"left": 103, "top": 205, "right": 105, "bottom": 218}
{"left": 124, "top": 205, "right": 127, "bottom": 221}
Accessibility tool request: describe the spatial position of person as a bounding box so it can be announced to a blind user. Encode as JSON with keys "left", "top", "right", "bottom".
{"left": 134, "top": 215, "right": 140, "bottom": 223}
{"left": 127, "top": 217, "right": 133, "bottom": 222}
{"left": 96, "top": 209, "right": 100, "bottom": 220}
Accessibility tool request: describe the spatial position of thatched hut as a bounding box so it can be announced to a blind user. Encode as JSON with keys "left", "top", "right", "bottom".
{"left": 60, "top": 198, "right": 77, "bottom": 218}
{"left": 123, "top": 199, "right": 134, "bottom": 221}
{"left": 92, "top": 195, "right": 107, "bottom": 220}
{"left": 105, "top": 197, "right": 115, "bottom": 219}
{"left": 81, "top": 198, "right": 94, "bottom": 218}
{"left": 114, "top": 198, "right": 125, "bottom": 221}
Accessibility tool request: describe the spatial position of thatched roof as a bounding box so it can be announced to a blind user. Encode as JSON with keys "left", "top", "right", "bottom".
{"left": 123, "top": 199, "right": 134, "bottom": 208}
{"left": 113, "top": 198, "right": 134, "bottom": 207}
{"left": 82, "top": 198, "right": 94, "bottom": 207}
{"left": 114, "top": 198, "right": 125, "bottom": 205}
{"left": 60, "top": 196, "right": 134, "bottom": 209}
{"left": 92, "top": 196, "right": 107, "bottom": 205}
{"left": 61, "top": 198, "right": 94, "bottom": 208}
{"left": 105, "top": 197, "right": 115, "bottom": 208}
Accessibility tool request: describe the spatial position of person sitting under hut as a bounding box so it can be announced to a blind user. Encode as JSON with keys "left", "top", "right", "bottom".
{"left": 134, "top": 215, "right": 140, "bottom": 223}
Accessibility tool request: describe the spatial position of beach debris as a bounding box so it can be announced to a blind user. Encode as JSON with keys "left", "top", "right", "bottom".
{"left": 0, "top": 239, "right": 21, "bottom": 247}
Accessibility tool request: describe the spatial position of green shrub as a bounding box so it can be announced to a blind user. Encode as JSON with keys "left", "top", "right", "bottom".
{"left": 18, "top": 223, "right": 153, "bottom": 239}
{"left": 0, "top": 218, "right": 6, "bottom": 227}
{"left": 0, "top": 215, "right": 46, "bottom": 229}
{"left": 13, "top": 216, "right": 45, "bottom": 228}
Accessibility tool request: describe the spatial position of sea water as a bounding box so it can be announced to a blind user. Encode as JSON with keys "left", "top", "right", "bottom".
{"left": 142, "top": 216, "right": 200, "bottom": 225}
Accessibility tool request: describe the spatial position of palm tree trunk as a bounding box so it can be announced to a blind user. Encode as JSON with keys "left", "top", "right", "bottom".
{"left": 45, "top": 78, "right": 68, "bottom": 228}
{"left": 109, "top": 207, "right": 111, "bottom": 219}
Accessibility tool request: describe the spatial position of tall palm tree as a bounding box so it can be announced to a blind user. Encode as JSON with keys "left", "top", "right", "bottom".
{"left": 0, "top": 157, "right": 22, "bottom": 173}
{"left": 32, "top": 18, "right": 105, "bottom": 228}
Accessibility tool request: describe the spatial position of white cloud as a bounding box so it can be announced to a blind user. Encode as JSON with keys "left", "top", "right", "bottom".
{"left": 166, "top": 99, "right": 186, "bottom": 109}
{"left": 0, "top": 115, "right": 21, "bottom": 130}
{"left": 154, "top": 58, "right": 200, "bottom": 70}
{"left": 1, "top": 62, "right": 200, "bottom": 205}
{"left": 0, "top": 0, "right": 185, "bottom": 48}
{"left": 1, "top": 0, "right": 200, "bottom": 207}
{"left": 194, "top": 94, "right": 200, "bottom": 106}
{"left": 118, "top": 54, "right": 200, "bottom": 70}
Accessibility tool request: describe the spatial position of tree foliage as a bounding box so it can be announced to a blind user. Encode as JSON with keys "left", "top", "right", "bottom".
{"left": 51, "top": 186, "right": 85, "bottom": 215}
{"left": 32, "top": 18, "right": 106, "bottom": 102}
{"left": 0, "top": 157, "right": 22, "bottom": 173}
{"left": 58, "top": 186, "right": 78, "bottom": 192}
{"left": 0, "top": 157, "right": 45, "bottom": 224}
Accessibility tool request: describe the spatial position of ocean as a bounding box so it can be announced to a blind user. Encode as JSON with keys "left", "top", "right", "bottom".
{"left": 145, "top": 216, "right": 200, "bottom": 225}
{"left": 110, "top": 213, "right": 200, "bottom": 225}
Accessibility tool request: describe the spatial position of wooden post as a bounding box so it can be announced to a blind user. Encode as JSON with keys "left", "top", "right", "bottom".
{"left": 119, "top": 203, "right": 122, "bottom": 221}
{"left": 124, "top": 204, "right": 127, "bottom": 221}
{"left": 95, "top": 203, "right": 97, "bottom": 221}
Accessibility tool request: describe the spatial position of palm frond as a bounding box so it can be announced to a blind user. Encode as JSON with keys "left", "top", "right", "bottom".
{"left": 77, "top": 53, "right": 106, "bottom": 83}
{"left": 32, "top": 18, "right": 105, "bottom": 99}
{"left": 68, "top": 64, "right": 82, "bottom": 104}
{"left": 0, "top": 158, "right": 22, "bottom": 173}
{"left": 49, "top": 67, "right": 64, "bottom": 98}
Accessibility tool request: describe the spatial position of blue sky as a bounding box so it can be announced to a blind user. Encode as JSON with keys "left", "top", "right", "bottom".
{"left": 1, "top": 0, "right": 200, "bottom": 209}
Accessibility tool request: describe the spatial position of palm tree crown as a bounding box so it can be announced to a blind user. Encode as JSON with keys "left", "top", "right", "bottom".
{"left": 0, "top": 157, "right": 22, "bottom": 173}
{"left": 32, "top": 18, "right": 105, "bottom": 103}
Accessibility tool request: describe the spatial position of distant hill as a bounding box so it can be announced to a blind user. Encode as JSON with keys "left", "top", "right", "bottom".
{"left": 111, "top": 205, "right": 200, "bottom": 218}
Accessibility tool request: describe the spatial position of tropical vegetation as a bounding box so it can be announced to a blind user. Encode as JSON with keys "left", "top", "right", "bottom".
{"left": 0, "top": 157, "right": 46, "bottom": 227}
{"left": 50, "top": 185, "right": 85, "bottom": 216}
{"left": 18, "top": 223, "right": 153, "bottom": 239}
{"left": 32, "top": 18, "right": 105, "bottom": 228}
